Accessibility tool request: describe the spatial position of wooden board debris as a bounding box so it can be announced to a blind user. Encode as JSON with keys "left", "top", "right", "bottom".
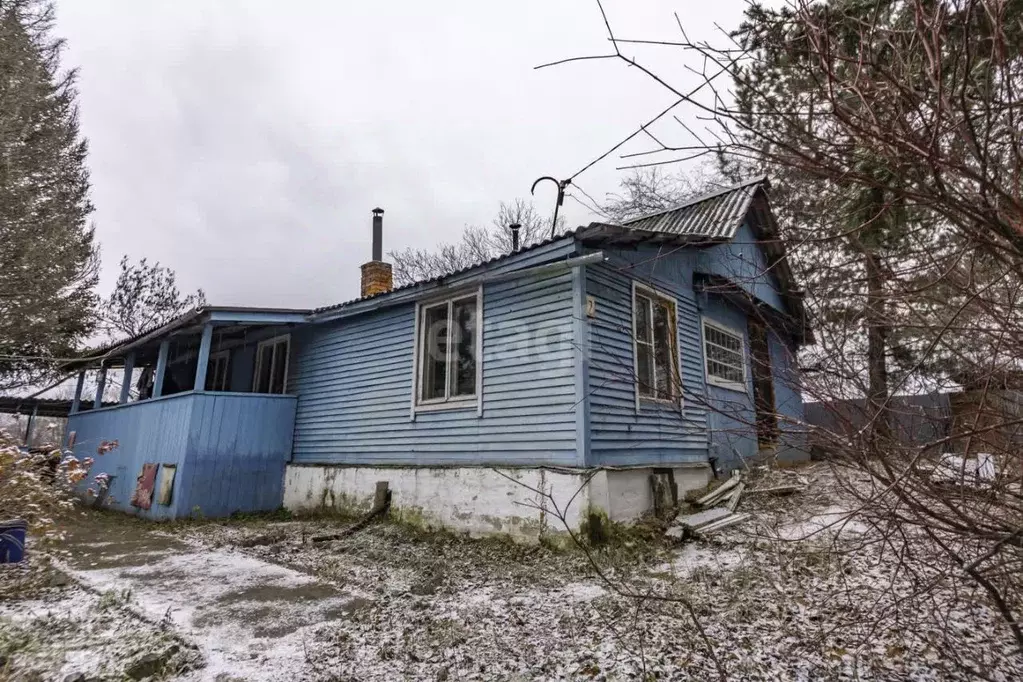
{"left": 695, "top": 476, "right": 741, "bottom": 507}
{"left": 697, "top": 512, "right": 751, "bottom": 535}
{"left": 678, "top": 507, "right": 733, "bottom": 530}
{"left": 726, "top": 482, "right": 745, "bottom": 512}
{"left": 747, "top": 485, "right": 803, "bottom": 497}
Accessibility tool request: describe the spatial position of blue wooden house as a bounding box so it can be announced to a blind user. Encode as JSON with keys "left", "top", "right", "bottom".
{"left": 65, "top": 177, "right": 809, "bottom": 534}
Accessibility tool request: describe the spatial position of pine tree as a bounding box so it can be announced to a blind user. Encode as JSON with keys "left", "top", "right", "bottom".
{"left": 0, "top": 0, "right": 98, "bottom": 390}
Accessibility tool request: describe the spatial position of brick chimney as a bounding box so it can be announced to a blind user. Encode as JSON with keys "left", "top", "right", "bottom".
{"left": 360, "top": 207, "right": 393, "bottom": 298}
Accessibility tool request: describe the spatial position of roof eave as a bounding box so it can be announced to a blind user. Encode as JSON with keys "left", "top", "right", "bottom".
{"left": 61, "top": 306, "right": 314, "bottom": 372}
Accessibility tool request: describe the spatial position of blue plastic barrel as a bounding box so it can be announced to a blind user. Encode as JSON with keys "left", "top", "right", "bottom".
{"left": 0, "top": 519, "right": 27, "bottom": 563}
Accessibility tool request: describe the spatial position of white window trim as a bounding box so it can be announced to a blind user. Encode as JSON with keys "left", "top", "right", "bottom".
{"left": 252, "top": 334, "right": 291, "bottom": 394}
{"left": 206, "top": 350, "right": 231, "bottom": 391}
{"left": 631, "top": 281, "right": 683, "bottom": 412}
{"left": 701, "top": 318, "right": 747, "bottom": 392}
{"left": 410, "top": 286, "right": 483, "bottom": 418}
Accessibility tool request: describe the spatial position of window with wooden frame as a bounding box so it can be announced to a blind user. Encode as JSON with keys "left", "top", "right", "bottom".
{"left": 632, "top": 283, "right": 680, "bottom": 403}
{"left": 415, "top": 291, "right": 479, "bottom": 409}
{"left": 205, "top": 350, "right": 231, "bottom": 391}
{"left": 253, "top": 335, "right": 290, "bottom": 394}
{"left": 702, "top": 319, "right": 746, "bottom": 391}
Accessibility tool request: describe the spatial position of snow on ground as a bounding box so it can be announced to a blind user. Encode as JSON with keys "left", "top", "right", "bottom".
{"left": 182, "top": 466, "right": 1023, "bottom": 681}
{"left": 65, "top": 535, "right": 370, "bottom": 681}
{"left": 4, "top": 462, "right": 1023, "bottom": 681}
{"left": 0, "top": 576, "right": 197, "bottom": 680}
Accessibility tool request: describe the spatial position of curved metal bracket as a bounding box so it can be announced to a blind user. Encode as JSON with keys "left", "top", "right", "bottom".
{"left": 531, "top": 176, "right": 573, "bottom": 238}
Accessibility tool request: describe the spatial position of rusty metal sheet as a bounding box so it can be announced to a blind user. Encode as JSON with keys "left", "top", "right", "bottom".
{"left": 130, "top": 463, "right": 158, "bottom": 510}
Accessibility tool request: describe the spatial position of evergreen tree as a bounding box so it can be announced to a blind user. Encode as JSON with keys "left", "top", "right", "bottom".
{"left": 0, "top": 0, "right": 98, "bottom": 390}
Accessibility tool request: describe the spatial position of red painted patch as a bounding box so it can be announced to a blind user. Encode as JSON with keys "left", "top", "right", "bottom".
{"left": 130, "top": 463, "right": 159, "bottom": 510}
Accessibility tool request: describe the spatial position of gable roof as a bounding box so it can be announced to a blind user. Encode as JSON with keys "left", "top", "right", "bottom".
{"left": 578, "top": 176, "right": 810, "bottom": 342}
{"left": 65, "top": 176, "right": 808, "bottom": 369}
{"left": 622, "top": 176, "right": 766, "bottom": 239}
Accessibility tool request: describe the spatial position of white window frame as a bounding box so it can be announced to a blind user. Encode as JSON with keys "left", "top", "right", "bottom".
{"left": 411, "top": 286, "right": 483, "bottom": 416}
{"left": 631, "top": 281, "right": 683, "bottom": 411}
{"left": 206, "top": 350, "right": 231, "bottom": 392}
{"left": 252, "top": 334, "right": 290, "bottom": 394}
{"left": 701, "top": 318, "right": 747, "bottom": 392}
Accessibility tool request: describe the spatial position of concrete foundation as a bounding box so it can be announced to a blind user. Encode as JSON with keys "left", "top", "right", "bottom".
{"left": 283, "top": 463, "right": 712, "bottom": 540}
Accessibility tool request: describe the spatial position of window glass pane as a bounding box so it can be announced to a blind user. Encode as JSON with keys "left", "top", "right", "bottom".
{"left": 450, "top": 298, "right": 477, "bottom": 397}
{"left": 205, "top": 357, "right": 217, "bottom": 391}
{"left": 270, "top": 341, "right": 288, "bottom": 393}
{"left": 636, "top": 342, "right": 655, "bottom": 397}
{"left": 255, "top": 347, "right": 272, "bottom": 393}
{"left": 653, "top": 301, "right": 674, "bottom": 399}
{"left": 635, "top": 294, "right": 652, "bottom": 343}
{"left": 206, "top": 355, "right": 229, "bottom": 391}
{"left": 421, "top": 304, "right": 449, "bottom": 400}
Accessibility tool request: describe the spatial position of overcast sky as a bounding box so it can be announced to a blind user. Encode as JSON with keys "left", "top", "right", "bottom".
{"left": 57, "top": 1, "right": 754, "bottom": 309}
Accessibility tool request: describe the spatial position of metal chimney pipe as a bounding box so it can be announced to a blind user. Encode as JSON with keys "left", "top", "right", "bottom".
{"left": 371, "top": 208, "right": 384, "bottom": 261}
{"left": 509, "top": 223, "right": 521, "bottom": 252}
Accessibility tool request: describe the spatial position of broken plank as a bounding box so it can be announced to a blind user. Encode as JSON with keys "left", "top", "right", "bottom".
{"left": 698, "top": 513, "right": 751, "bottom": 535}
{"left": 727, "top": 482, "right": 746, "bottom": 512}
{"left": 695, "top": 476, "right": 741, "bottom": 506}
{"left": 677, "top": 507, "right": 733, "bottom": 530}
{"left": 747, "top": 485, "right": 803, "bottom": 497}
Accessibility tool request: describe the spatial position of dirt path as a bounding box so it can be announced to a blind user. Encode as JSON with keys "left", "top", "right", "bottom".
{"left": 60, "top": 517, "right": 369, "bottom": 681}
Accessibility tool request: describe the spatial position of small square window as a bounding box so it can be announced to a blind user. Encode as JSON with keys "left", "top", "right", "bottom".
{"left": 702, "top": 320, "right": 746, "bottom": 391}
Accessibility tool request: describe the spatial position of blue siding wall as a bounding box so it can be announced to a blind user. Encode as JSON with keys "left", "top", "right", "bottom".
{"left": 769, "top": 331, "right": 809, "bottom": 462}
{"left": 700, "top": 298, "right": 759, "bottom": 471}
{"left": 67, "top": 393, "right": 195, "bottom": 519}
{"left": 178, "top": 393, "right": 297, "bottom": 517}
{"left": 290, "top": 268, "right": 580, "bottom": 466}
{"left": 67, "top": 391, "right": 296, "bottom": 519}
{"left": 585, "top": 247, "right": 711, "bottom": 467}
{"left": 698, "top": 222, "right": 787, "bottom": 313}
{"left": 586, "top": 235, "right": 803, "bottom": 471}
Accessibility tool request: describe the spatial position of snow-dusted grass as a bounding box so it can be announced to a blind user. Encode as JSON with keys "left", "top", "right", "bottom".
{"left": 0, "top": 583, "right": 198, "bottom": 680}
{"left": 4, "top": 462, "right": 1022, "bottom": 680}
{"left": 184, "top": 464, "right": 1023, "bottom": 681}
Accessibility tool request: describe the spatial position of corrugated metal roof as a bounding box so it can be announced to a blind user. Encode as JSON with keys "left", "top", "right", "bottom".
{"left": 312, "top": 229, "right": 581, "bottom": 315}
{"left": 622, "top": 176, "right": 767, "bottom": 239}
{"left": 61, "top": 305, "right": 312, "bottom": 371}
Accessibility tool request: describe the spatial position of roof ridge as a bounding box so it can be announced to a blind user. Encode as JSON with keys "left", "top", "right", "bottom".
{"left": 622, "top": 175, "right": 768, "bottom": 226}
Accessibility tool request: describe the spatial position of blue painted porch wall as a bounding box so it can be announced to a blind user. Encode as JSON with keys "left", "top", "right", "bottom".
{"left": 176, "top": 393, "right": 297, "bottom": 517}
{"left": 290, "top": 241, "right": 582, "bottom": 466}
{"left": 66, "top": 393, "right": 196, "bottom": 519}
{"left": 584, "top": 247, "right": 711, "bottom": 467}
{"left": 66, "top": 391, "right": 297, "bottom": 519}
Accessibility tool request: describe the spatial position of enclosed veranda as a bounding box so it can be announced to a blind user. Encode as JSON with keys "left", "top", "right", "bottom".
{"left": 63, "top": 307, "right": 310, "bottom": 519}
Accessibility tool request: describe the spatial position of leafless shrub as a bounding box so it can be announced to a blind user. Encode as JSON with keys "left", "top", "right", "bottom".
{"left": 540, "top": 0, "right": 1023, "bottom": 671}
